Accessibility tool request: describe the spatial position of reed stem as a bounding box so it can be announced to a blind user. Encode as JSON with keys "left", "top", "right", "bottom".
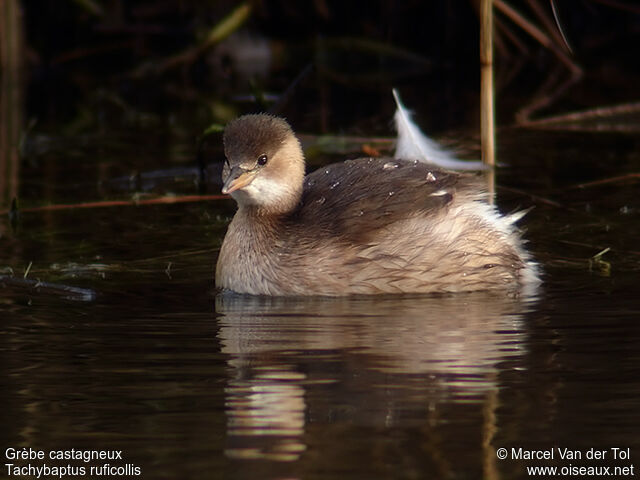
{"left": 1, "top": 0, "right": 23, "bottom": 209}
{"left": 480, "top": 0, "right": 496, "bottom": 166}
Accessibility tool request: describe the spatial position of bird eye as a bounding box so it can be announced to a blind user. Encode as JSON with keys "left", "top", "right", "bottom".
{"left": 257, "top": 154, "right": 268, "bottom": 166}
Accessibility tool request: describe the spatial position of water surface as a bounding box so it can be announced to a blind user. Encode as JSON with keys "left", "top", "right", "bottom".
{"left": 2, "top": 128, "right": 640, "bottom": 479}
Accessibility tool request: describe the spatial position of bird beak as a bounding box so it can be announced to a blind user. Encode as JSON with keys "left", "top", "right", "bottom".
{"left": 222, "top": 166, "right": 256, "bottom": 194}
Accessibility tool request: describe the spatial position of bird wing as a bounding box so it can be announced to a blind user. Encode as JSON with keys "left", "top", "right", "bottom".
{"left": 295, "top": 157, "right": 473, "bottom": 243}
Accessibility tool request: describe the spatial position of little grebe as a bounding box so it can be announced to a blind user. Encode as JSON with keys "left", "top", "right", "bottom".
{"left": 216, "top": 114, "right": 538, "bottom": 296}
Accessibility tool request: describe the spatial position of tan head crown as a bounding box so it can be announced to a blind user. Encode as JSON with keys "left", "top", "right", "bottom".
{"left": 224, "top": 115, "right": 294, "bottom": 162}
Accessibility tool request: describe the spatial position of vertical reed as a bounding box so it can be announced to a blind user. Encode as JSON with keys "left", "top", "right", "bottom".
{"left": 0, "top": 0, "right": 22, "bottom": 209}
{"left": 480, "top": 0, "right": 496, "bottom": 167}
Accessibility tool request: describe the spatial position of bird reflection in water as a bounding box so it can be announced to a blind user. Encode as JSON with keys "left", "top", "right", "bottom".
{"left": 216, "top": 291, "right": 538, "bottom": 467}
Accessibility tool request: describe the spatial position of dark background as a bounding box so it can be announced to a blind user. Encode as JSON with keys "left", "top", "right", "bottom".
{"left": 16, "top": 0, "right": 640, "bottom": 136}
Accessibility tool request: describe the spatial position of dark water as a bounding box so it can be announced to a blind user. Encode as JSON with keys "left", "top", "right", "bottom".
{"left": 2, "top": 127, "right": 640, "bottom": 480}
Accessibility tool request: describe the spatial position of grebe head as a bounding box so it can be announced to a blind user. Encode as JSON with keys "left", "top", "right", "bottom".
{"left": 222, "top": 114, "right": 305, "bottom": 214}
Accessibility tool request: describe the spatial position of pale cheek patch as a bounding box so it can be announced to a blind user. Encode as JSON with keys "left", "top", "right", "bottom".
{"left": 235, "top": 176, "right": 292, "bottom": 206}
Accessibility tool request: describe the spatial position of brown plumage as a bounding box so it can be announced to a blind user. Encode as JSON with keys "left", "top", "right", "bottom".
{"left": 216, "top": 114, "right": 538, "bottom": 296}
